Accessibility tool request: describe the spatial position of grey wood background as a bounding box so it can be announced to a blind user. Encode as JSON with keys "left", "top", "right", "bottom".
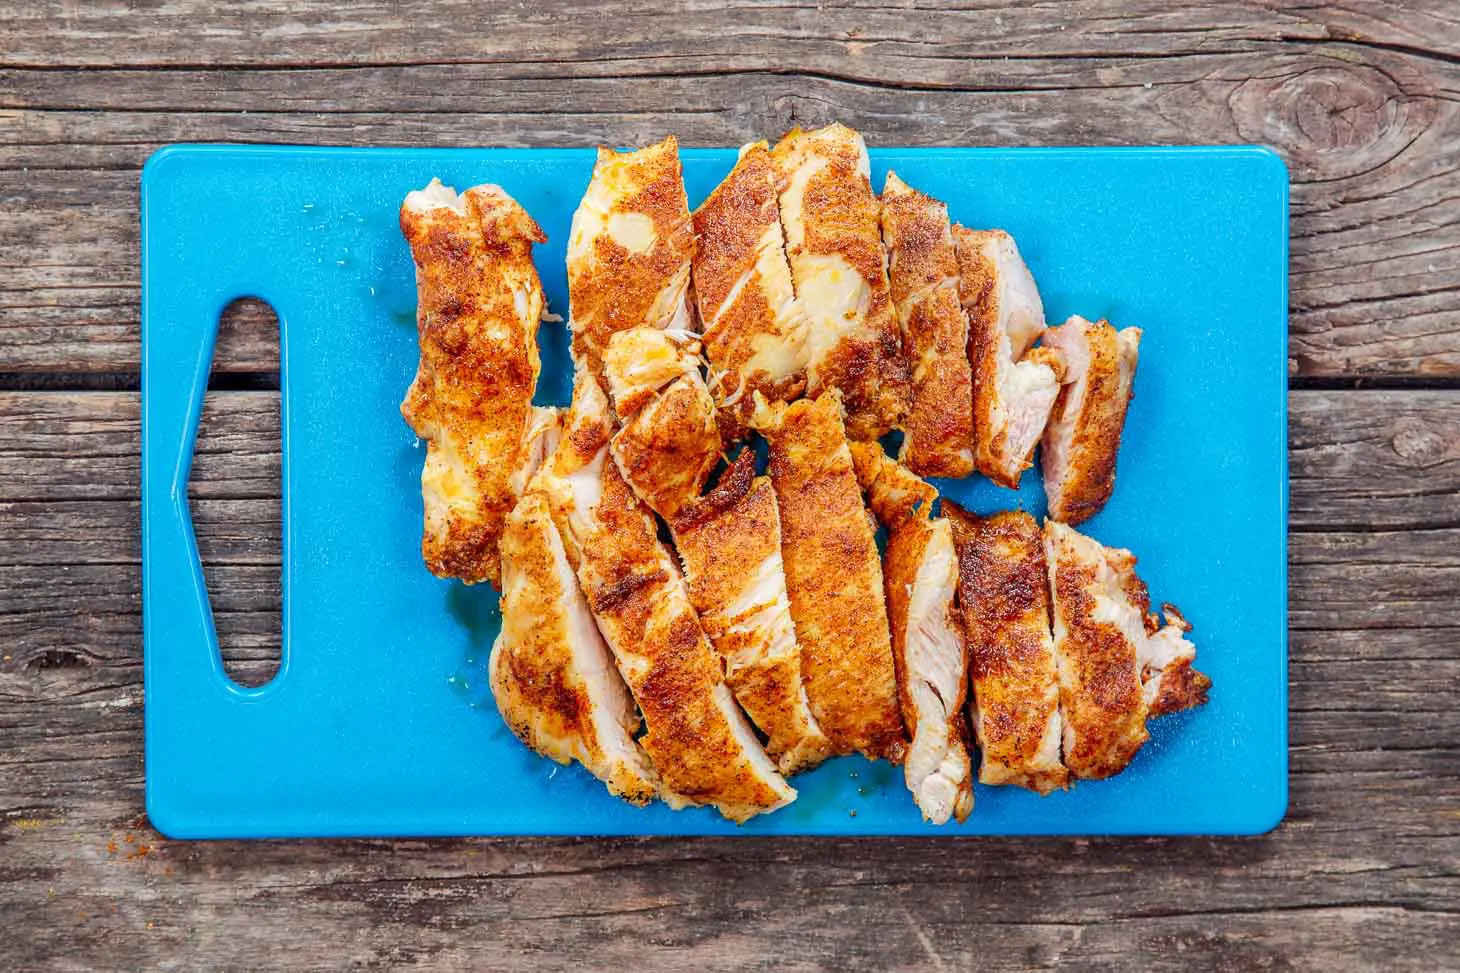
{"left": 2, "top": 2, "right": 1458, "bottom": 969}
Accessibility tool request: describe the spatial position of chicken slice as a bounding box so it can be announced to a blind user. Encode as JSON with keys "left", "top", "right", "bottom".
{"left": 539, "top": 369, "right": 794, "bottom": 822}
{"left": 671, "top": 451, "right": 833, "bottom": 775}
{"left": 1139, "top": 604, "right": 1213, "bottom": 717}
{"left": 693, "top": 142, "right": 810, "bottom": 441}
{"left": 567, "top": 136, "right": 695, "bottom": 378}
{"left": 771, "top": 124, "right": 910, "bottom": 440}
{"left": 601, "top": 326, "right": 701, "bottom": 419}
{"left": 879, "top": 172, "right": 975, "bottom": 478}
{"left": 1040, "top": 316, "right": 1142, "bottom": 525}
{"left": 1044, "top": 520, "right": 1210, "bottom": 779}
{"left": 510, "top": 405, "right": 563, "bottom": 498}
{"left": 848, "top": 441, "right": 939, "bottom": 527}
{"left": 600, "top": 327, "right": 723, "bottom": 521}
{"left": 953, "top": 227, "right": 1060, "bottom": 488}
{"left": 945, "top": 504, "right": 1070, "bottom": 795}
{"left": 752, "top": 392, "right": 906, "bottom": 761}
{"left": 399, "top": 179, "right": 547, "bottom": 587}
{"left": 1043, "top": 519, "right": 1149, "bottom": 779}
{"left": 489, "top": 487, "right": 659, "bottom": 804}
{"left": 1102, "top": 555, "right": 1213, "bottom": 718}
{"left": 854, "top": 446, "right": 973, "bottom": 824}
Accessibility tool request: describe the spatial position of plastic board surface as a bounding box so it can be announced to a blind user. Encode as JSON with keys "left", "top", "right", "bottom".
{"left": 141, "top": 144, "right": 1288, "bottom": 837}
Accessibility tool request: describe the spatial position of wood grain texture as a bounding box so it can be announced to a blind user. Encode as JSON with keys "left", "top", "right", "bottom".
{"left": 2, "top": 1, "right": 1459, "bottom": 375}
{"left": 1, "top": 389, "right": 1457, "bottom": 968}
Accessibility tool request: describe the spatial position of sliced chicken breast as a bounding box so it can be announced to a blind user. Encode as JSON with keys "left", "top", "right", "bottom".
{"left": 490, "top": 487, "right": 659, "bottom": 804}
{"left": 753, "top": 392, "right": 906, "bottom": 761}
{"left": 879, "top": 172, "right": 975, "bottom": 478}
{"left": 1041, "top": 316, "right": 1141, "bottom": 525}
{"left": 693, "top": 141, "right": 810, "bottom": 441}
{"left": 672, "top": 451, "right": 832, "bottom": 775}
{"left": 399, "top": 179, "right": 547, "bottom": 587}
{"left": 1139, "top": 604, "right": 1213, "bottom": 717}
{"left": 608, "top": 371, "right": 723, "bottom": 521}
{"left": 566, "top": 136, "right": 695, "bottom": 378}
{"left": 849, "top": 440, "right": 939, "bottom": 526}
{"left": 601, "top": 325, "right": 701, "bottom": 419}
{"left": 771, "top": 124, "right": 909, "bottom": 440}
{"left": 1043, "top": 519, "right": 1150, "bottom": 779}
{"left": 945, "top": 505, "right": 1070, "bottom": 795}
{"left": 539, "top": 369, "right": 794, "bottom": 822}
{"left": 854, "top": 446, "right": 973, "bottom": 824}
{"left": 953, "top": 227, "right": 1060, "bottom": 488}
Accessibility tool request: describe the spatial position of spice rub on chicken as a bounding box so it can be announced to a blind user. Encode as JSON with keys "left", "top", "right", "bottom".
{"left": 538, "top": 369, "right": 794, "bottom": 822}
{"left": 772, "top": 124, "right": 909, "bottom": 440}
{"left": 672, "top": 451, "right": 832, "bottom": 775}
{"left": 945, "top": 505, "right": 1069, "bottom": 795}
{"left": 953, "top": 227, "right": 1060, "bottom": 489}
{"left": 566, "top": 136, "right": 695, "bottom": 379}
{"left": 879, "top": 172, "right": 975, "bottom": 478}
{"left": 601, "top": 327, "right": 722, "bottom": 521}
{"left": 692, "top": 142, "right": 811, "bottom": 441}
{"left": 753, "top": 392, "right": 906, "bottom": 761}
{"left": 490, "top": 481, "right": 659, "bottom": 805}
{"left": 853, "top": 444, "right": 973, "bottom": 824}
{"left": 400, "top": 179, "right": 549, "bottom": 587}
{"left": 1041, "top": 315, "right": 1142, "bottom": 525}
{"left": 1044, "top": 520, "right": 1210, "bottom": 780}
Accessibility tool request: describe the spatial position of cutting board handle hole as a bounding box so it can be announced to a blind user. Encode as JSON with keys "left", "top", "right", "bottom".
{"left": 189, "top": 297, "right": 282, "bottom": 689}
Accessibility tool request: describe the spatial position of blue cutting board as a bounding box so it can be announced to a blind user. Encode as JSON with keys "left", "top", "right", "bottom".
{"left": 142, "top": 144, "right": 1288, "bottom": 838}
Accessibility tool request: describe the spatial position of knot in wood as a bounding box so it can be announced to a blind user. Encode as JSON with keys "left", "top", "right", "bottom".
{"left": 1234, "top": 63, "right": 1429, "bottom": 181}
{"left": 1391, "top": 416, "right": 1449, "bottom": 467}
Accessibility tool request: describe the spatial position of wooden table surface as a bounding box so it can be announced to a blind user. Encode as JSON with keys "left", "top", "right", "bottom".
{"left": 3, "top": 2, "right": 1458, "bottom": 969}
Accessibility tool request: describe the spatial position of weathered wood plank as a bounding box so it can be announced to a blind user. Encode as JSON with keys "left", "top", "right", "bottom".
{"left": 3, "top": 0, "right": 1458, "bottom": 69}
{"left": 1, "top": 15, "right": 1458, "bottom": 375}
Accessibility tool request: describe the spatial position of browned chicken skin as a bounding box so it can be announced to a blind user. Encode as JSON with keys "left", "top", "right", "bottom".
{"left": 753, "top": 393, "right": 906, "bottom": 761}
{"left": 672, "top": 452, "right": 832, "bottom": 775}
{"left": 772, "top": 124, "right": 910, "bottom": 440}
{"left": 399, "top": 180, "right": 548, "bottom": 587}
{"left": 945, "top": 505, "right": 1070, "bottom": 795}
{"left": 693, "top": 142, "right": 810, "bottom": 441}
{"left": 879, "top": 172, "right": 975, "bottom": 478}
